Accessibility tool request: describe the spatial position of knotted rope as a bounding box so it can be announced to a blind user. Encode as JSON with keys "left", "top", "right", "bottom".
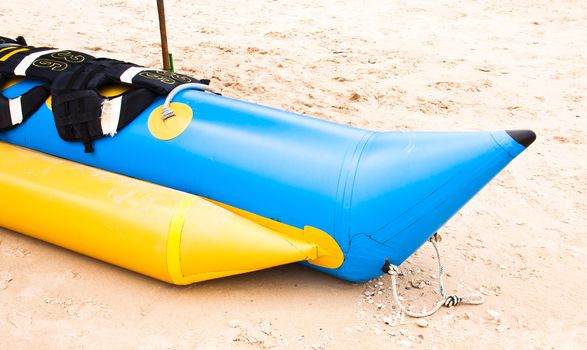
{"left": 383, "top": 234, "right": 484, "bottom": 318}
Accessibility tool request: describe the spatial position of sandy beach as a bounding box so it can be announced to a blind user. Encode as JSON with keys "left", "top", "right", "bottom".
{"left": 1, "top": 0, "right": 586, "bottom": 348}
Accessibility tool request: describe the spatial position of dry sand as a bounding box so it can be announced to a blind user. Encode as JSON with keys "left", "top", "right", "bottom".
{"left": 1, "top": 0, "right": 586, "bottom": 348}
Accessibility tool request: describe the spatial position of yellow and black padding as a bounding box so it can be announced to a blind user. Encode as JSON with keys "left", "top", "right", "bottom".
{"left": 0, "top": 35, "right": 212, "bottom": 152}
{"left": 0, "top": 36, "right": 94, "bottom": 131}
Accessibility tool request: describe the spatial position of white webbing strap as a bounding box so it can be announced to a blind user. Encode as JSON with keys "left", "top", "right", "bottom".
{"left": 119, "top": 67, "right": 152, "bottom": 84}
{"left": 100, "top": 96, "right": 123, "bottom": 136}
{"left": 8, "top": 96, "right": 23, "bottom": 125}
{"left": 13, "top": 49, "right": 61, "bottom": 76}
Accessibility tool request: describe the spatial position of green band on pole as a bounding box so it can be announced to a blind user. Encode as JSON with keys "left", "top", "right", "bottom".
{"left": 168, "top": 54, "right": 174, "bottom": 72}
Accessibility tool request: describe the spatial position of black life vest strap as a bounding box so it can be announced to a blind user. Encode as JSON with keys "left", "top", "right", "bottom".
{"left": 51, "top": 60, "right": 158, "bottom": 153}
{"left": 0, "top": 47, "right": 58, "bottom": 75}
{"left": 0, "top": 38, "right": 95, "bottom": 95}
{"left": 0, "top": 36, "right": 26, "bottom": 46}
{"left": 15, "top": 36, "right": 27, "bottom": 46}
{"left": 104, "top": 60, "right": 209, "bottom": 95}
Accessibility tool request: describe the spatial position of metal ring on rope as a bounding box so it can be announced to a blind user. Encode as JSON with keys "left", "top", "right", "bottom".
{"left": 383, "top": 233, "right": 485, "bottom": 318}
{"left": 161, "top": 83, "right": 220, "bottom": 121}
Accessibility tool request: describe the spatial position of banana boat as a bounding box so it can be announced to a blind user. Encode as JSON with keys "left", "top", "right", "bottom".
{"left": 0, "top": 36, "right": 535, "bottom": 283}
{"left": 0, "top": 142, "right": 343, "bottom": 284}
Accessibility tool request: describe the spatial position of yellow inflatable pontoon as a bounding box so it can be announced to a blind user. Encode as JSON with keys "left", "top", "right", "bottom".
{"left": 0, "top": 142, "right": 343, "bottom": 284}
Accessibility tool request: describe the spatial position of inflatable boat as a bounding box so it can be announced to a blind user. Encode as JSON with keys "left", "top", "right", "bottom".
{"left": 0, "top": 37, "right": 535, "bottom": 283}
{"left": 0, "top": 142, "right": 343, "bottom": 284}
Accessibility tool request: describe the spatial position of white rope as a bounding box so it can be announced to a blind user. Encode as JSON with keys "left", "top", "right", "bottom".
{"left": 161, "top": 83, "right": 220, "bottom": 120}
{"left": 385, "top": 234, "right": 484, "bottom": 318}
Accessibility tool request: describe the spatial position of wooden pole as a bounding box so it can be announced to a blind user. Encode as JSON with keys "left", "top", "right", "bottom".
{"left": 156, "top": 0, "right": 171, "bottom": 71}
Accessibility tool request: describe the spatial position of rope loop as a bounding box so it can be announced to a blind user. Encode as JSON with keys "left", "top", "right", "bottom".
{"left": 383, "top": 232, "right": 485, "bottom": 318}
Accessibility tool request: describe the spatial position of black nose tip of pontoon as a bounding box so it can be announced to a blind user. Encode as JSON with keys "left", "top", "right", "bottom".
{"left": 506, "top": 130, "right": 536, "bottom": 148}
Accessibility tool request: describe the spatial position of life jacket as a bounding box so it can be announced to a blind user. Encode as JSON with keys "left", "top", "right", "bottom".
{"left": 1, "top": 36, "right": 96, "bottom": 132}
{"left": 51, "top": 58, "right": 209, "bottom": 152}
{"left": 0, "top": 36, "right": 210, "bottom": 152}
{"left": 0, "top": 36, "right": 49, "bottom": 130}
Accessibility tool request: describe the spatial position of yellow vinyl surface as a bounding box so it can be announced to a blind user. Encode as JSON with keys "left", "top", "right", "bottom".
{"left": 0, "top": 142, "right": 343, "bottom": 284}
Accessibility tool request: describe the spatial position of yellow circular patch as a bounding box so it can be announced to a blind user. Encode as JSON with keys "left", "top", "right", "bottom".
{"left": 148, "top": 102, "right": 193, "bottom": 140}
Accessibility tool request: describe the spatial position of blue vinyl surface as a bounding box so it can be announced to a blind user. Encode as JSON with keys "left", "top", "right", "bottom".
{"left": 1, "top": 80, "right": 526, "bottom": 282}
